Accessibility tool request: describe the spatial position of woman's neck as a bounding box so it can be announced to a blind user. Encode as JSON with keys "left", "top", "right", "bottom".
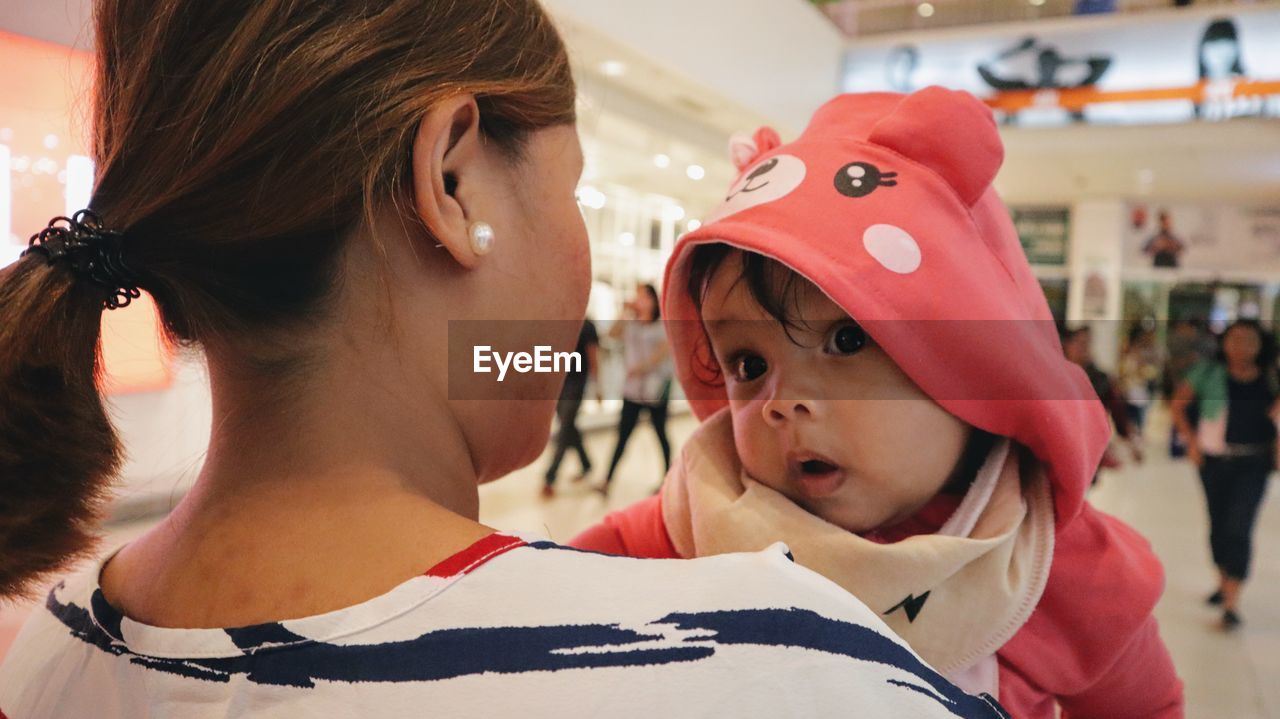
{"left": 99, "top": 338, "right": 492, "bottom": 628}
{"left": 1227, "top": 360, "right": 1261, "bottom": 382}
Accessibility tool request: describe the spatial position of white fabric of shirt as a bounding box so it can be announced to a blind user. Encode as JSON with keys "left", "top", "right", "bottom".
{"left": 0, "top": 534, "right": 1008, "bottom": 719}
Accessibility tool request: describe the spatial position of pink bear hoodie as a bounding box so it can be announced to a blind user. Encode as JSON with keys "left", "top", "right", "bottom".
{"left": 572, "top": 88, "right": 1183, "bottom": 718}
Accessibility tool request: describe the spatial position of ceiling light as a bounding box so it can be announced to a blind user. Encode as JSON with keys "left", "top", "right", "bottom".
{"left": 1029, "top": 0, "right": 1045, "bottom": 5}
{"left": 618, "top": 232, "right": 636, "bottom": 246}
{"left": 653, "top": 153, "right": 671, "bottom": 169}
{"left": 917, "top": 2, "right": 935, "bottom": 17}
{"left": 663, "top": 205, "right": 686, "bottom": 222}
{"left": 686, "top": 164, "right": 706, "bottom": 181}
{"left": 600, "top": 61, "right": 626, "bottom": 77}
{"left": 576, "top": 186, "right": 606, "bottom": 210}
{"left": 687, "top": 219, "right": 702, "bottom": 232}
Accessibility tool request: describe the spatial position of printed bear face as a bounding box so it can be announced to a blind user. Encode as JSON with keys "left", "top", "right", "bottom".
{"left": 702, "top": 88, "right": 1004, "bottom": 279}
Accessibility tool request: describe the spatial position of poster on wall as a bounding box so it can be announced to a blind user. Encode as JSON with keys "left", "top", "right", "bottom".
{"left": 1011, "top": 207, "right": 1070, "bottom": 266}
{"left": 841, "top": 8, "right": 1280, "bottom": 125}
{"left": 1123, "top": 203, "right": 1280, "bottom": 273}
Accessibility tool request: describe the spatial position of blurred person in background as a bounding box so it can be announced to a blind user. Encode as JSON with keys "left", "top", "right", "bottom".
{"left": 1172, "top": 319, "right": 1278, "bottom": 630}
{"left": 599, "top": 283, "right": 673, "bottom": 496}
{"left": 1165, "top": 319, "right": 1208, "bottom": 457}
{"left": 1119, "top": 324, "right": 1161, "bottom": 436}
{"left": 1063, "top": 326, "right": 1144, "bottom": 471}
{"left": 542, "top": 318, "right": 600, "bottom": 497}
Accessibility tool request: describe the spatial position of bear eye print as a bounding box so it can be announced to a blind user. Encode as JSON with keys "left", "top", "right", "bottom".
{"left": 727, "top": 158, "right": 779, "bottom": 200}
{"left": 834, "top": 162, "right": 897, "bottom": 198}
{"left": 704, "top": 154, "right": 807, "bottom": 224}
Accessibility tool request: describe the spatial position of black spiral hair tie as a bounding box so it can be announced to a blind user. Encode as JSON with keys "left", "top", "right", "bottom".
{"left": 23, "top": 210, "right": 142, "bottom": 310}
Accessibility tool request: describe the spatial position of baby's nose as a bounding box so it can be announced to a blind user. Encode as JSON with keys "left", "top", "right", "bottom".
{"left": 763, "top": 395, "right": 819, "bottom": 427}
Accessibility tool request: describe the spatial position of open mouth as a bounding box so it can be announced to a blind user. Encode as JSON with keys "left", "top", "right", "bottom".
{"left": 788, "top": 452, "right": 846, "bottom": 499}
{"left": 800, "top": 458, "right": 838, "bottom": 475}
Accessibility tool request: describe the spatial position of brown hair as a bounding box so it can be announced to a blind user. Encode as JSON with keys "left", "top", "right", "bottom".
{"left": 0, "top": 0, "right": 575, "bottom": 598}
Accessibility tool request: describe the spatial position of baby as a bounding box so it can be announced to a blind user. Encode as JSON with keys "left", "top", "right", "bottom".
{"left": 573, "top": 88, "right": 1184, "bottom": 718}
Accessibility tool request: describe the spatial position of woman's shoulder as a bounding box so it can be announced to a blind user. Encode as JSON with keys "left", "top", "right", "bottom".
{"left": 0, "top": 534, "right": 1009, "bottom": 718}
{"left": 480, "top": 534, "right": 860, "bottom": 615}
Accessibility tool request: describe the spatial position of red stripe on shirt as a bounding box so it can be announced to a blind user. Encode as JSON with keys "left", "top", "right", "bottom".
{"left": 424, "top": 533, "right": 526, "bottom": 578}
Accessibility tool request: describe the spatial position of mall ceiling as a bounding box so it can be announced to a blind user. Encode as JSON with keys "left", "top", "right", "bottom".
{"left": 1, "top": 0, "right": 1276, "bottom": 208}
{"left": 812, "top": 0, "right": 1247, "bottom": 36}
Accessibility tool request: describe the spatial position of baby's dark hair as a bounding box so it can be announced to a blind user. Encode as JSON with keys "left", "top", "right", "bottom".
{"left": 685, "top": 243, "right": 997, "bottom": 494}
{"left": 687, "top": 244, "right": 819, "bottom": 339}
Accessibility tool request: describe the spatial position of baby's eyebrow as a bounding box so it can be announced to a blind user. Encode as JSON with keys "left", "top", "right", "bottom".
{"left": 703, "top": 317, "right": 764, "bottom": 332}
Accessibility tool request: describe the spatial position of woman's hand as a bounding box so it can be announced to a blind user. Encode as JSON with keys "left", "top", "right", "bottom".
{"left": 1187, "top": 443, "right": 1203, "bottom": 469}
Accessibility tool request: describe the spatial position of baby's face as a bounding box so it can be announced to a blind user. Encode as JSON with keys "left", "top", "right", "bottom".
{"left": 700, "top": 255, "right": 969, "bottom": 534}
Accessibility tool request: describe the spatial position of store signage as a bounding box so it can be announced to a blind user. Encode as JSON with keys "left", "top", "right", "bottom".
{"left": 1011, "top": 207, "right": 1070, "bottom": 266}
{"left": 842, "top": 9, "right": 1280, "bottom": 125}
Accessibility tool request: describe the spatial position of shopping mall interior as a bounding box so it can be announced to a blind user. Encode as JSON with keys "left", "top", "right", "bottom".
{"left": 1, "top": 0, "right": 1279, "bottom": 716}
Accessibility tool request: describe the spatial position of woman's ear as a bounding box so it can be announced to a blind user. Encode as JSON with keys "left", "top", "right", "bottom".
{"left": 411, "top": 94, "right": 486, "bottom": 269}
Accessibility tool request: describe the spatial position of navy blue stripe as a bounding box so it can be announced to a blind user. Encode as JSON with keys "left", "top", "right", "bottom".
{"left": 47, "top": 588, "right": 1006, "bottom": 717}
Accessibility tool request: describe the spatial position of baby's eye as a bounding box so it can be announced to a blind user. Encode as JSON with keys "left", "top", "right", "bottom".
{"left": 731, "top": 354, "right": 768, "bottom": 382}
{"left": 824, "top": 322, "right": 867, "bottom": 355}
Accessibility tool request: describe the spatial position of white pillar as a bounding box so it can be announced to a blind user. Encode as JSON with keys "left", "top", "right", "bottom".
{"left": 1067, "top": 200, "right": 1127, "bottom": 373}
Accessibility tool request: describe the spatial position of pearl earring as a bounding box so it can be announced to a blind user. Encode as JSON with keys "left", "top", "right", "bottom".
{"left": 469, "top": 221, "right": 495, "bottom": 256}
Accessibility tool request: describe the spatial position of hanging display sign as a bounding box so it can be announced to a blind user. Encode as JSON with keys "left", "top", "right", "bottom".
{"left": 1011, "top": 207, "right": 1070, "bottom": 266}
{"left": 1122, "top": 203, "right": 1280, "bottom": 274}
{"left": 841, "top": 9, "right": 1280, "bottom": 125}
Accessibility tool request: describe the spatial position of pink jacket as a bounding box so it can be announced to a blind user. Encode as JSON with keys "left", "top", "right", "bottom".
{"left": 574, "top": 88, "right": 1183, "bottom": 718}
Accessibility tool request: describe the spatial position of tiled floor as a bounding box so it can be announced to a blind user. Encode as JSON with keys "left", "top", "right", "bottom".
{"left": 2, "top": 409, "right": 1276, "bottom": 717}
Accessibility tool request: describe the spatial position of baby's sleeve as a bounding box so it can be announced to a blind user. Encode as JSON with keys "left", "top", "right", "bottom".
{"left": 569, "top": 494, "right": 681, "bottom": 559}
{"left": 1057, "top": 614, "right": 1184, "bottom": 719}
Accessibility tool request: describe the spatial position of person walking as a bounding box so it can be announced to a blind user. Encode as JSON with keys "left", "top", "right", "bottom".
{"left": 1172, "top": 319, "right": 1278, "bottom": 629}
{"left": 542, "top": 319, "right": 600, "bottom": 497}
{"left": 1119, "top": 325, "right": 1160, "bottom": 435}
{"left": 1063, "top": 326, "right": 1143, "bottom": 473}
{"left": 600, "top": 284, "right": 672, "bottom": 496}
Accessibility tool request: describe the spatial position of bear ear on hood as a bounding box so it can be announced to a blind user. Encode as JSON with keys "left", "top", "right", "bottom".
{"left": 728, "top": 126, "right": 783, "bottom": 172}
{"left": 866, "top": 86, "right": 1003, "bottom": 207}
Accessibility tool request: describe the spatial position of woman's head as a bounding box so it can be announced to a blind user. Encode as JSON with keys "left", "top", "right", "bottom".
{"left": 1062, "top": 327, "right": 1093, "bottom": 366}
{"left": 686, "top": 244, "right": 978, "bottom": 534}
{"left": 1199, "top": 18, "right": 1244, "bottom": 80}
{"left": 1219, "top": 319, "right": 1272, "bottom": 370}
{"left": 0, "top": 0, "right": 583, "bottom": 597}
{"left": 635, "top": 283, "right": 661, "bottom": 322}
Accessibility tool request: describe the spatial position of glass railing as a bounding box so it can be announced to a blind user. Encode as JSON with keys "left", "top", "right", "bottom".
{"left": 811, "top": 0, "right": 1252, "bottom": 37}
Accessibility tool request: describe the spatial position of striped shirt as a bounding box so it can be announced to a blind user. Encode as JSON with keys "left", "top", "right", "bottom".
{"left": 0, "top": 533, "right": 1007, "bottom": 718}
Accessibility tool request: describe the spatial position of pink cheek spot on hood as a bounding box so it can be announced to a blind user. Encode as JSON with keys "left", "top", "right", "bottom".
{"left": 862, "top": 224, "right": 922, "bottom": 274}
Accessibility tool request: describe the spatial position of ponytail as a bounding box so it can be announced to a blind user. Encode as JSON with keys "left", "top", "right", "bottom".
{"left": 0, "top": 254, "right": 121, "bottom": 598}
{"left": 0, "top": 0, "right": 576, "bottom": 598}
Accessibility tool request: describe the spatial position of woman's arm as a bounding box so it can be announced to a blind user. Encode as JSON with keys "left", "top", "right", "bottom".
{"left": 637, "top": 335, "right": 671, "bottom": 375}
{"left": 1170, "top": 380, "right": 1200, "bottom": 466}
{"left": 607, "top": 319, "right": 625, "bottom": 341}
